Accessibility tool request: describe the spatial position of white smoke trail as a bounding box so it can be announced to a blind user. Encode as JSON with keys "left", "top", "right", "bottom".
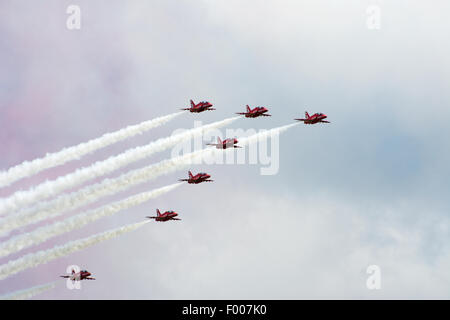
{"left": 0, "top": 123, "right": 297, "bottom": 236}
{"left": 0, "top": 281, "right": 57, "bottom": 300}
{"left": 0, "top": 221, "right": 150, "bottom": 281}
{"left": 0, "top": 112, "right": 184, "bottom": 189}
{"left": 240, "top": 123, "right": 299, "bottom": 146}
{"left": 0, "top": 149, "right": 212, "bottom": 237}
{"left": 238, "top": 122, "right": 300, "bottom": 146}
{"left": 0, "top": 183, "right": 183, "bottom": 258}
{"left": 0, "top": 116, "right": 239, "bottom": 215}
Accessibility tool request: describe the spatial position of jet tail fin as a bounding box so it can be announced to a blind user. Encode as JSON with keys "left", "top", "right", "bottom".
{"left": 217, "top": 137, "right": 222, "bottom": 144}
{"left": 188, "top": 171, "right": 193, "bottom": 179}
{"left": 305, "top": 111, "right": 310, "bottom": 119}
{"left": 156, "top": 209, "right": 161, "bottom": 217}
{"left": 246, "top": 105, "right": 251, "bottom": 112}
{"left": 190, "top": 99, "right": 195, "bottom": 108}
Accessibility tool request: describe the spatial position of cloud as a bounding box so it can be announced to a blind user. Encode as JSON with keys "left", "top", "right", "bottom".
{"left": 68, "top": 184, "right": 450, "bottom": 299}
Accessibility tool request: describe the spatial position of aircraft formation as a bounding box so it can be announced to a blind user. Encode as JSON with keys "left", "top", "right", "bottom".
{"left": 170, "top": 99, "right": 330, "bottom": 220}
{"left": 59, "top": 99, "right": 329, "bottom": 282}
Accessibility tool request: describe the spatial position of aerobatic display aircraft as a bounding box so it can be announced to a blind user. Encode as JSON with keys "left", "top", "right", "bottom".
{"left": 181, "top": 99, "right": 215, "bottom": 113}
{"left": 236, "top": 105, "right": 271, "bottom": 118}
{"left": 179, "top": 171, "right": 213, "bottom": 184}
{"left": 60, "top": 269, "right": 96, "bottom": 282}
{"left": 295, "top": 111, "right": 330, "bottom": 124}
{"left": 206, "top": 137, "right": 241, "bottom": 149}
{"left": 146, "top": 209, "right": 181, "bottom": 222}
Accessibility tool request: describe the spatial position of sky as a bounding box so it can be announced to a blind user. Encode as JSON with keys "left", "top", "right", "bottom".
{"left": 0, "top": 0, "right": 449, "bottom": 299}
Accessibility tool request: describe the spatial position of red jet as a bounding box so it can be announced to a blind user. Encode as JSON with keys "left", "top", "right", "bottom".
{"left": 146, "top": 209, "right": 181, "bottom": 222}
{"left": 181, "top": 99, "right": 215, "bottom": 113}
{"left": 236, "top": 105, "right": 271, "bottom": 118}
{"left": 179, "top": 171, "right": 213, "bottom": 184}
{"left": 207, "top": 137, "right": 241, "bottom": 149}
{"left": 295, "top": 111, "right": 330, "bottom": 124}
{"left": 60, "top": 269, "right": 96, "bottom": 282}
